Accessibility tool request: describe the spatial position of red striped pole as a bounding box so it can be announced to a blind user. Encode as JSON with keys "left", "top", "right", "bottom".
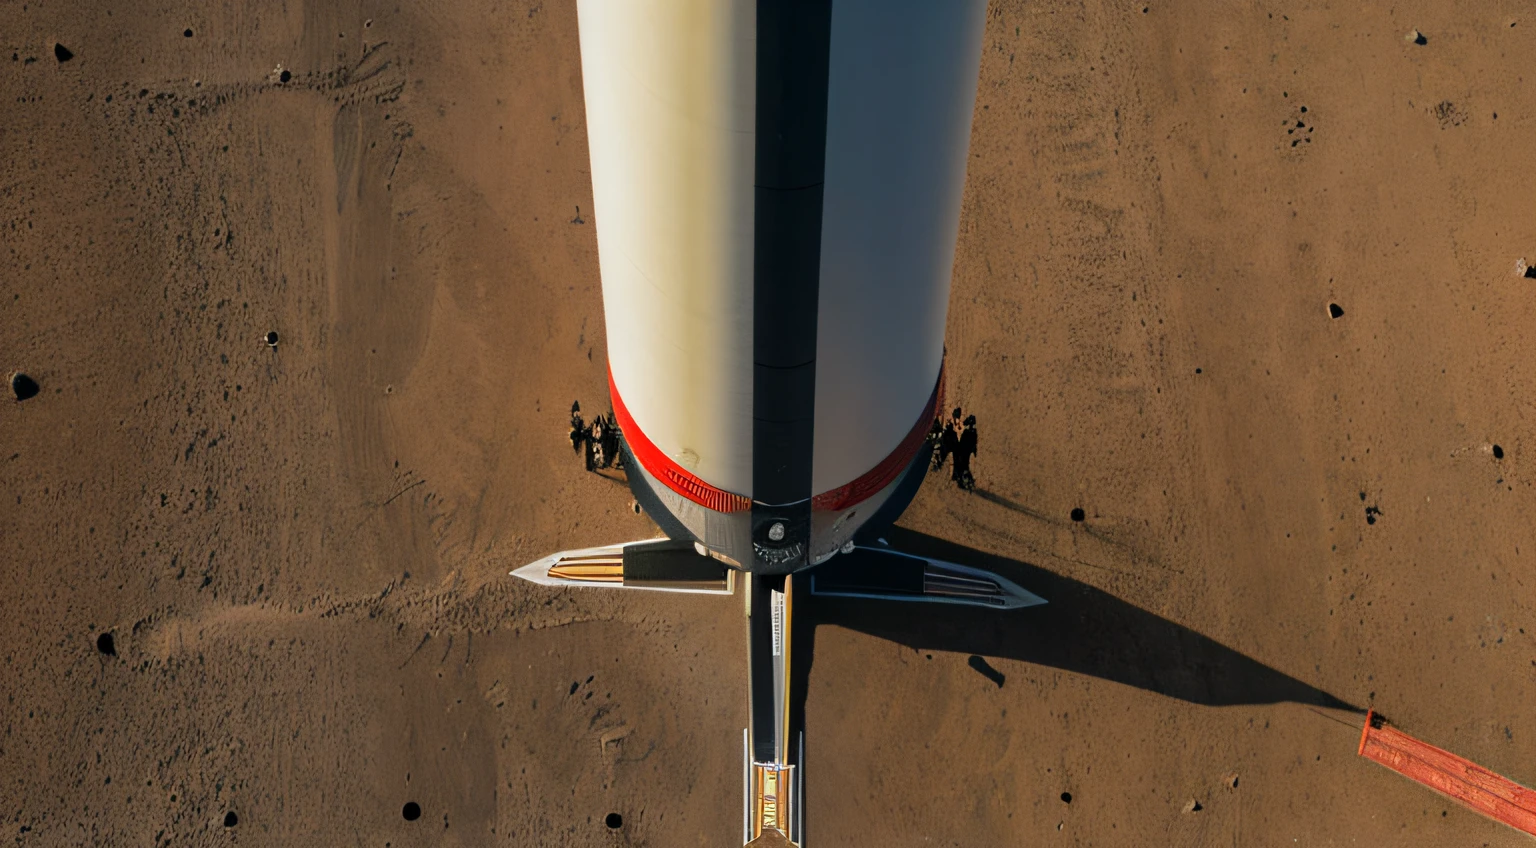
{"left": 1358, "top": 710, "right": 1536, "bottom": 835}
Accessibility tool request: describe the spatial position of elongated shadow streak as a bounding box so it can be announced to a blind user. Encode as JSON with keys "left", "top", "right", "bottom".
{"left": 800, "top": 527, "right": 1359, "bottom": 711}
{"left": 971, "top": 487, "right": 1056, "bottom": 523}
{"left": 590, "top": 467, "right": 629, "bottom": 486}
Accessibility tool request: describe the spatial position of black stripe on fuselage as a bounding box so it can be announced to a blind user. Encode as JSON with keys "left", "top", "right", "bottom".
{"left": 751, "top": 0, "right": 832, "bottom": 562}
{"left": 749, "top": 0, "right": 832, "bottom": 767}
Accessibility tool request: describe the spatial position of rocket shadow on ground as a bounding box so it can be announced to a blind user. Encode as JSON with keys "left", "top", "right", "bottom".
{"left": 792, "top": 526, "right": 1359, "bottom": 712}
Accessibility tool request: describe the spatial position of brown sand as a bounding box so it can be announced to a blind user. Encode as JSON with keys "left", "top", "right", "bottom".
{"left": 3, "top": 1, "right": 1533, "bottom": 845}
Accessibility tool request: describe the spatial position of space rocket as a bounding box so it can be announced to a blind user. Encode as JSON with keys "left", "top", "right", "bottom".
{"left": 513, "top": 3, "right": 1043, "bottom": 844}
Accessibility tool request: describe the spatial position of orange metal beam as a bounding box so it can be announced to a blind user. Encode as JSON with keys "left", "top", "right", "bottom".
{"left": 1358, "top": 710, "right": 1536, "bottom": 835}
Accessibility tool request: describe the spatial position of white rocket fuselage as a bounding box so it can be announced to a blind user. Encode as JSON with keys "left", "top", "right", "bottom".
{"left": 578, "top": 0, "right": 985, "bottom": 572}
{"left": 518, "top": 10, "right": 1019, "bottom": 844}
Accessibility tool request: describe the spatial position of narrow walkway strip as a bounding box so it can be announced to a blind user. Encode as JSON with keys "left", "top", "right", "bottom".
{"left": 1358, "top": 709, "right": 1536, "bottom": 835}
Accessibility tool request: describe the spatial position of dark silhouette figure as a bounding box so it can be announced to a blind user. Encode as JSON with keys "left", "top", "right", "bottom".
{"left": 569, "top": 401, "right": 586, "bottom": 453}
{"left": 586, "top": 415, "right": 606, "bottom": 471}
{"left": 926, "top": 417, "right": 945, "bottom": 467}
{"left": 600, "top": 413, "right": 623, "bottom": 472}
{"left": 570, "top": 401, "right": 626, "bottom": 474}
{"left": 952, "top": 414, "right": 977, "bottom": 490}
{"left": 933, "top": 407, "right": 962, "bottom": 471}
{"left": 570, "top": 402, "right": 625, "bottom": 476}
{"left": 583, "top": 413, "right": 624, "bottom": 472}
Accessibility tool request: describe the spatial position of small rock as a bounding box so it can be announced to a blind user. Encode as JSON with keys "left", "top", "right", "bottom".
{"left": 11, "top": 372, "right": 40, "bottom": 401}
{"left": 1184, "top": 799, "right": 1204, "bottom": 813}
{"left": 1405, "top": 29, "right": 1427, "bottom": 45}
{"left": 1223, "top": 771, "right": 1239, "bottom": 789}
{"left": 1516, "top": 257, "right": 1531, "bottom": 278}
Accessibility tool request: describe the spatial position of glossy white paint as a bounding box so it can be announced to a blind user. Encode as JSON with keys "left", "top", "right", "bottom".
{"left": 580, "top": 0, "right": 985, "bottom": 510}
{"left": 810, "top": 0, "right": 986, "bottom": 494}
{"left": 577, "top": 0, "right": 757, "bottom": 495}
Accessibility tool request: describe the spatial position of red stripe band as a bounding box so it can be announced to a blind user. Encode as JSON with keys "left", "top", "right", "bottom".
{"left": 608, "top": 370, "right": 752, "bottom": 514}
{"left": 609, "top": 365, "right": 944, "bottom": 516}
{"left": 811, "top": 365, "right": 943, "bottom": 512}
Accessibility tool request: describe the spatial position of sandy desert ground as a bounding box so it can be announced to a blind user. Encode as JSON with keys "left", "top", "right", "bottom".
{"left": 4, "top": 0, "right": 1535, "bottom": 845}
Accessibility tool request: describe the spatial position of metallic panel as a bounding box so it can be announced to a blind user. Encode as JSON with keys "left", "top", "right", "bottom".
{"left": 578, "top": 0, "right": 757, "bottom": 495}
{"left": 811, "top": 0, "right": 987, "bottom": 494}
{"left": 752, "top": 0, "right": 832, "bottom": 535}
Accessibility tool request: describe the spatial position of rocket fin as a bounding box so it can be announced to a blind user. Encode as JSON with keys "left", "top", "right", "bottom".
{"left": 808, "top": 545, "right": 1045, "bottom": 609}
{"left": 512, "top": 539, "right": 736, "bottom": 595}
